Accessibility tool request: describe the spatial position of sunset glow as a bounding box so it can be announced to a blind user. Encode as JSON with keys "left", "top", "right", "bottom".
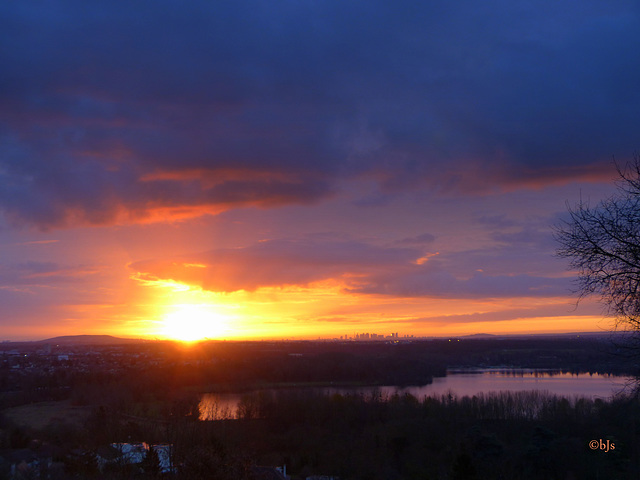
{"left": 158, "top": 304, "right": 232, "bottom": 342}
{"left": 1, "top": 1, "right": 637, "bottom": 342}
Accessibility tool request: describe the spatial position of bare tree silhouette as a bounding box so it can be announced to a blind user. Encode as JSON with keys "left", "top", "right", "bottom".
{"left": 555, "top": 155, "right": 640, "bottom": 356}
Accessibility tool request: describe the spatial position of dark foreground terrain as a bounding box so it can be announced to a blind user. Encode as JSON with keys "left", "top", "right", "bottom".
{"left": 0, "top": 334, "right": 638, "bottom": 479}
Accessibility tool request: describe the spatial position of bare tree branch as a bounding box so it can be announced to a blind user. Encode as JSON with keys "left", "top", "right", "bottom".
{"left": 554, "top": 155, "right": 640, "bottom": 330}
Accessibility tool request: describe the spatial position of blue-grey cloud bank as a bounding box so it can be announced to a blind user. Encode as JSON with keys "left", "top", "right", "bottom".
{"left": 1, "top": 0, "right": 639, "bottom": 228}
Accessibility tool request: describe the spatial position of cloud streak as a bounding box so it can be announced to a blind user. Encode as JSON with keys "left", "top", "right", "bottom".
{"left": 130, "top": 236, "right": 570, "bottom": 299}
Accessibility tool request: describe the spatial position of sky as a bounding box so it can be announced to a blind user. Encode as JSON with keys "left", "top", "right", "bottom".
{"left": 1, "top": 0, "right": 640, "bottom": 341}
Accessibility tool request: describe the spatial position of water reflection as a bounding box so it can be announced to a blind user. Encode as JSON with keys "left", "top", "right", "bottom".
{"left": 199, "top": 369, "right": 633, "bottom": 420}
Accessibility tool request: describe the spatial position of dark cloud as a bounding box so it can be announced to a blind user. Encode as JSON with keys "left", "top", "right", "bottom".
{"left": 2, "top": 0, "right": 640, "bottom": 228}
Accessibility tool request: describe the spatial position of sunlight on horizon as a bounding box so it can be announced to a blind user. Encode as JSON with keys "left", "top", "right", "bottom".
{"left": 116, "top": 275, "right": 607, "bottom": 342}
{"left": 158, "top": 304, "right": 232, "bottom": 342}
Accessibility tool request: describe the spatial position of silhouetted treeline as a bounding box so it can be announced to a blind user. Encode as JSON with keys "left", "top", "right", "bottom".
{"left": 3, "top": 388, "right": 639, "bottom": 479}
{"left": 221, "top": 388, "right": 640, "bottom": 479}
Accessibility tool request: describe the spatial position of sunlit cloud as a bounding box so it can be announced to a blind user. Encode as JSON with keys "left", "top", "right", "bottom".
{"left": 14, "top": 240, "right": 60, "bottom": 246}
{"left": 129, "top": 236, "right": 571, "bottom": 300}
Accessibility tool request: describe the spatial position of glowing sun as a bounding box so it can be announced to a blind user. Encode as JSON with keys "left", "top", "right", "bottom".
{"left": 160, "top": 304, "right": 230, "bottom": 342}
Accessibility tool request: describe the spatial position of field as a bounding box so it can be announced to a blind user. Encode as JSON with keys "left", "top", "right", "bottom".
{"left": 3, "top": 400, "right": 91, "bottom": 430}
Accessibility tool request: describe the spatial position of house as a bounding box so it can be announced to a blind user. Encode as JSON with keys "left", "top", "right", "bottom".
{"left": 1, "top": 447, "right": 62, "bottom": 479}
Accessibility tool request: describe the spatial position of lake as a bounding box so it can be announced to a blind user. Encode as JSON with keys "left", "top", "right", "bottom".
{"left": 199, "top": 369, "right": 633, "bottom": 420}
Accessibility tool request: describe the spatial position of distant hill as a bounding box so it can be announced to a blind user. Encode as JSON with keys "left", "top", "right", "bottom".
{"left": 458, "top": 331, "right": 619, "bottom": 340}
{"left": 37, "top": 335, "right": 143, "bottom": 345}
{"left": 461, "top": 333, "right": 496, "bottom": 339}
